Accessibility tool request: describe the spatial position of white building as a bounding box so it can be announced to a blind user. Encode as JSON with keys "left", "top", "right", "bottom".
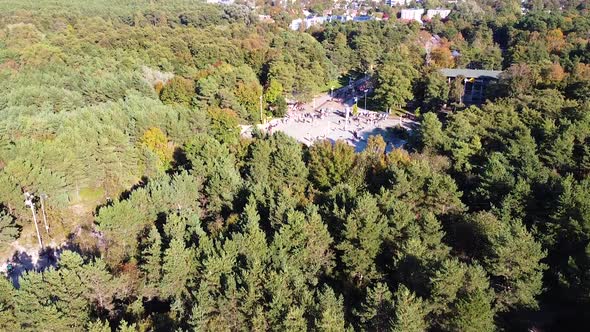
{"left": 290, "top": 16, "right": 329, "bottom": 30}
{"left": 290, "top": 18, "right": 304, "bottom": 30}
{"left": 426, "top": 9, "right": 451, "bottom": 20}
{"left": 386, "top": 0, "right": 410, "bottom": 6}
{"left": 400, "top": 9, "right": 424, "bottom": 22}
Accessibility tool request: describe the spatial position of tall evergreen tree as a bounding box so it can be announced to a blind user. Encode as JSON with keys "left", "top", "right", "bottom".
{"left": 337, "top": 193, "right": 386, "bottom": 284}
{"left": 141, "top": 226, "right": 162, "bottom": 296}
{"left": 356, "top": 282, "right": 394, "bottom": 331}
{"left": 391, "top": 285, "right": 428, "bottom": 332}
{"left": 315, "top": 286, "right": 348, "bottom": 332}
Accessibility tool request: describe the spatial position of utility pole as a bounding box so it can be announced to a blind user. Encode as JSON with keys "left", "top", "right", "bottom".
{"left": 24, "top": 192, "right": 42, "bottom": 249}
{"left": 40, "top": 193, "right": 49, "bottom": 234}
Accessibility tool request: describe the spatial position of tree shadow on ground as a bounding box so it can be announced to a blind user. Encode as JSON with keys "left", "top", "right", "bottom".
{"left": 6, "top": 247, "right": 61, "bottom": 288}
{"left": 354, "top": 127, "right": 407, "bottom": 153}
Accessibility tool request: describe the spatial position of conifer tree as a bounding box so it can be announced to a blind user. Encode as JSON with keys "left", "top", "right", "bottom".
{"left": 415, "top": 112, "right": 446, "bottom": 151}
{"left": 161, "top": 238, "right": 196, "bottom": 307}
{"left": 447, "top": 290, "right": 495, "bottom": 332}
{"left": 315, "top": 286, "right": 348, "bottom": 332}
{"left": 391, "top": 285, "right": 428, "bottom": 332}
{"left": 79, "top": 257, "right": 121, "bottom": 316}
{"left": 141, "top": 226, "right": 162, "bottom": 292}
{"left": 87, "top": 320, "right": 111, "bottom": 332}
{"left": 0, "top": 277, "right": 17, "bottom": 331}
{"left": 429, "top": 259, "right": 495, "bottom": 331}
{"left": 337, "top": 193, "right": 386, "bottom": 284}
{"left": 190, "top": 282, "right": 216, "bottom": 331}
{"left": 356, "top": 282, "right": 394, "bottom": 331}
{"left": 469, "top": 212, "right": 546, "bottom": 311}
{"left": 0, "top": 209, "right": 20, "bottom": 247}
{"left": 284, "top": 305, "right": 308, "bottom": 332}
{"left": 117, "top": 320, "right": 138, "bottom": 332}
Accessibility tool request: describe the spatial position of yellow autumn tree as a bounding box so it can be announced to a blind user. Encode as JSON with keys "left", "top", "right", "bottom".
{"left": 545, "top": 29, "right": 565, "bottom": 53}
{"left": 430, "top": 47, "right": 455, "bottom": 69}
{"left": 140, "top": 127, "right": 174, "bottom": 168}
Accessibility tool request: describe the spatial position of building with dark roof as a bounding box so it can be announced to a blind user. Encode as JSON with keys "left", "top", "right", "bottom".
{"left": 440, "top": 68, "right": 503, "bottom": 104}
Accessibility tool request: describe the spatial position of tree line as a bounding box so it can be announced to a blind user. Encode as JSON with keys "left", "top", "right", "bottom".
{"left": 0, "top": 0, "right": 589, "bottom": 330}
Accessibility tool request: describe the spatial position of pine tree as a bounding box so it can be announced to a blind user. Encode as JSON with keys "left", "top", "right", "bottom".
{"left": 13, "top": 252, "right": 92, "bottom": 332}
{"left": 0, "top": 209, "right": 20, "bottom": 248}
{"left": 337, "top": 193, "right": 386, "bottom": 284}
{"left": 190, "top": 282, "right": 216, "bottom": 331}
{"left": 0, "top": 277, "right": 17, "bottom": 331}
{"left": 476, "top": 152, "right": 515, "bottom": 206}
{"left": 315, "top": 286, "right": 347, "bottom": 332}
{"left": 356, "top": 282, "right": 394, "bottom": 332}
{"left": 429, "top": 259, "right": 496, "bottom": 331}
{"left": 415, "top": 112, "right": 446, "bottom": 151}
{"left": 390, "top": 285, "right": 428, "bottom": 332}
{"left": 184, "top": 134, "right": 242, "bottom": 215}
{"left": 269, "top": 187, "right": 298, "bottom": 229}
{"left": 141, "top": 226, "right": 162, "bottom": 292}
{"left": 270, "top": 207, "right": 334, "bottom": 288}
{"left": 429, "top": 259, "right": 466, "bottom": 318}
{"left": 469, "top": 211, "right": 547, "bottom": 311}
{"left": 87, "top": 320, "right": 111, "bottom": 332}
{"left": 422, "top": 71, "right": 450, "bottom": 113}
{"left": 374, "top": 62, "right": 416, "bottom": 113}
{"left": 418, "top": 213, "right": 450, "bottom": 262}
{"left": 251, "top": 305, "right": 269, "bottom": 332}
{"left": 235, "top": 199, "right": 269, "bottom": 316}
{"left": 49, "top": 252, "right": 90, "bottom": 329}
{"left": 217, "top": 276, "right": 246, "bottom": 331}
{"left": 447, "top": 290, "right": 495, "bottom": 332}
{"left": 547, "top": 176, "right": 590, "bottom": 303}
{"left": 308, "top": 140, "right": 356, "bottom": 190}
{"left": 268, "top": 132, "right": 309, "bottom": 199}
{"left": 161, "top": 238, "right": 196, "bottom": 307}
{"left": 96, "top": 199, "right": 151, "bottom": 267}
{"left": 117, "top": 320, "right": 138, "bottom": 332}
{"left": 79, "top": 257, "right": 121, "bottom": 315}
{"left": 284, "top": 305, "right": 308, "bottom": 332}
{"left": 13, "top": 272, "right": 64, "bottom": 331}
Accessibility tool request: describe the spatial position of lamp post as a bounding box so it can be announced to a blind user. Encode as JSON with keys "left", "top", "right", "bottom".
{"left": 40, "top": 193, "right": 49, "bottom": 233}
{"left": 330, "top": 86, "right": 334, "bottom": 100}
{"left": 24, "top": 192, "right": 42, "bottom": 249}
{"left": 345, "top": 107, "right": 349, "bottom": 131}
{"left": 364, "top": 89, "right": 367, "bottom": 110}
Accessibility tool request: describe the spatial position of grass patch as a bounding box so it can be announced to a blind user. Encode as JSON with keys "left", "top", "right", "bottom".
{"left": 321, "top": 79, "right": 344, "bottom": 93}
{"left": 78, "top": 187, "right": 105, "bottom": 203}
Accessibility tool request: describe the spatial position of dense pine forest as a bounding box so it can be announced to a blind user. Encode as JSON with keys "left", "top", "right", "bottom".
{"left": 0, "top": 0, "right": 589, "bottom": 331}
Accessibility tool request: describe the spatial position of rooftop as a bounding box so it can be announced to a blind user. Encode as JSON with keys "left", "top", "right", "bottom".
{"left": 440, "top": 68, "right": 503, "bottom": 79}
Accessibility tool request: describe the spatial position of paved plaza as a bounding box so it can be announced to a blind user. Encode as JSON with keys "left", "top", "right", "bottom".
{"left": 244, "top": 95, "right": 416, "bottom": 152}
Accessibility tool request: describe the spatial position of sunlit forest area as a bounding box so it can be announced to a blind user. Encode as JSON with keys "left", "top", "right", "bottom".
{"left": 0, "top": 0, "right": 589, "bottom": 331}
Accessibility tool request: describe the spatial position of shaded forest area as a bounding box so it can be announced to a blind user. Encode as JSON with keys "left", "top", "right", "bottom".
{"left": 0, "top": 0, "right": 590, "bottom": 331}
